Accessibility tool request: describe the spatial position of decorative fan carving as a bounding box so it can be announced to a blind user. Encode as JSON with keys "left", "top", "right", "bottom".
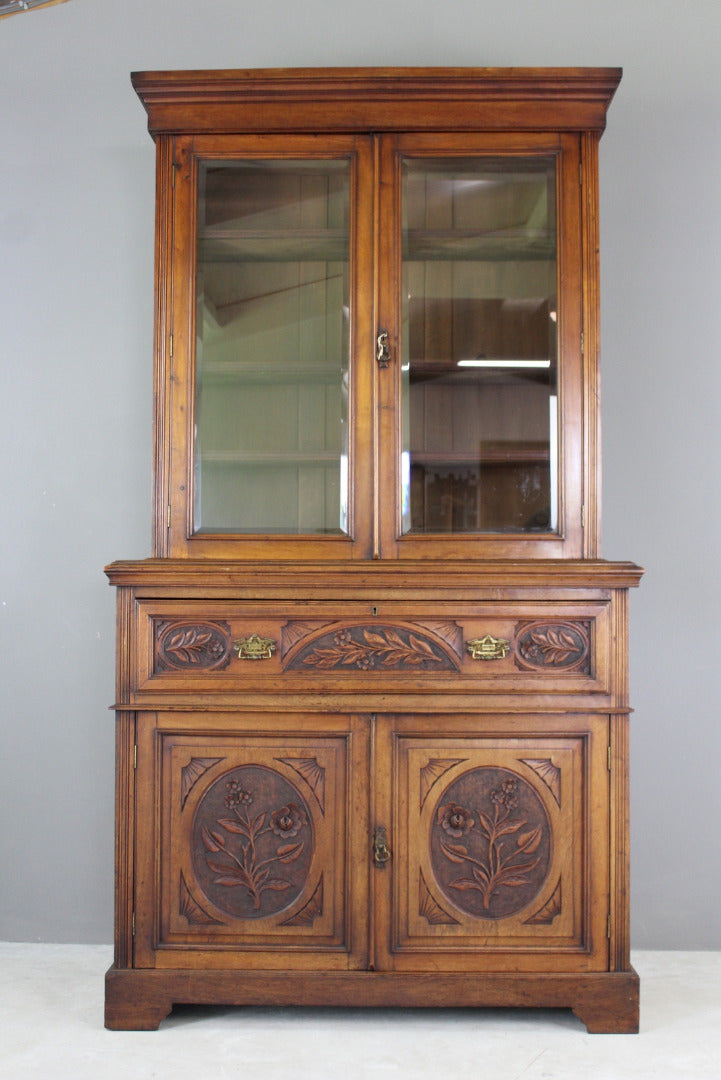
{"left": 179, "top": 873, "right": 221, "bottom": 926}
{"left": 520, "top": 758, "right": 561, "bottom": 806}
{"left": 181, "top": 757, "right": 223, "bottom": 808}
{"left": 280, "top": 877, "right": 324, "bottom": 927}
{"left": 419, "top": 758, "right": 466, "bottom": 810}
{"left": 276, "top": 757, "right": 326, "bottom": 813}
{"left": 524, "top": 880, "right": 562, "bottom": 925}
{"left": 419, "top": 871, "right": 459, "bottom": 925}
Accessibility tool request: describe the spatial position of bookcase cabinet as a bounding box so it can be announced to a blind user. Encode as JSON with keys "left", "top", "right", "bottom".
{"left": 106, "top": 68, "right": 641, "bottom": 1032}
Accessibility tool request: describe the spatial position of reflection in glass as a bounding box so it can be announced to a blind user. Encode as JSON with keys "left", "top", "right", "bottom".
{"left": 400, "top": 157, "right": 558, "bottom": 534}
{"left": 194, "top": 159, "right": 350, "bottom": 534}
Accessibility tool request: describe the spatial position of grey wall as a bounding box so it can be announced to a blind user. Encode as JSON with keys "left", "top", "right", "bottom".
{"left": 1, "top": 0, "right": 719, "bottom": 947}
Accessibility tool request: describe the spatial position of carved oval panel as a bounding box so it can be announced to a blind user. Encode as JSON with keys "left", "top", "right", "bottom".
{"left": 283, "top": 623, "right": 460, "bottom": 672}
{"left": 192, "top": 765, "right": 313, "bottom": 920}
{"left": 514, "top": 621, "right": 590, "bottom": 673}
{"left": 155, "top": 621, "right": 231, "bottom": 672}
{"left": 429, "top": 766, "right": 551, "bottom": 920}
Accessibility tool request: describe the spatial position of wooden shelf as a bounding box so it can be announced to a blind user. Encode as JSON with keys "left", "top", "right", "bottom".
{"left": 404, "top": 228, "right": 554, "bottom": 262}
{"left": 199, "top": 228, "right": 348, "bottom": 263}
{"left": 199, "top": 361, "right": 346, "bottom": 384}
{"left": 201, "top": 450, "right": 341, "bottom": 466}
{"left": 411, "top": 444, "right": 550, "bottom": 467}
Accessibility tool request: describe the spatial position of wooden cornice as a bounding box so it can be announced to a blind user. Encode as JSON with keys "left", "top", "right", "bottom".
{"left": 105, "top": 558, "right": 643, "bottom": 595}
{"left": 131, "top": 67, "right": 622, "bottom": 137}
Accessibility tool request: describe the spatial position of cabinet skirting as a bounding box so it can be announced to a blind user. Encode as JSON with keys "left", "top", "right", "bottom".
{"left": 105, "top": 965, "right": 639, "bottom": 1033}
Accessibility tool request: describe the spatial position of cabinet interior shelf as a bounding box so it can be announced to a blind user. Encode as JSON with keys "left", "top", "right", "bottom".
{"left": 199, "top": 362, "right": 346, "bottom": 384}
{"left": 198, "top": 227, "right": 554, "bottom": 264}
{"left": 201, "top": 450, "right": 340, "bottom": 466}
{"left": 411, "top": 444, "right": 550, "bottom": 466}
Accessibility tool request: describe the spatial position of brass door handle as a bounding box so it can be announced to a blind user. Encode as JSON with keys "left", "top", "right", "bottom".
{"left": 376, "top": 330, "right": 391, "bottom": 368}
{"left": 373, "top": 826, "right": 391, "bottom": 866}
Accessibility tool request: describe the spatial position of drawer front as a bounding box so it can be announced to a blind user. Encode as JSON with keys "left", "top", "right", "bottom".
{"left": 132, "top": 600, "right": 612, "bottom": 698}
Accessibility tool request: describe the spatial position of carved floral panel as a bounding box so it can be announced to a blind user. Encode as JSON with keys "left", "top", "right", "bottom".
{"left": 430, "top": 766, "right": 551, "bottom": 920}
{"left": 191, "top": 765, "right": 314, "bottom": 920}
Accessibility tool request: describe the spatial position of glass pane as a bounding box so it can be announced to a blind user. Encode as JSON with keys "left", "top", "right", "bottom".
{"left": 194, "top": 159, "right": 350, "bottom": 534}
{"left": 400, "top": 157, "right": 558, "bottom": 535}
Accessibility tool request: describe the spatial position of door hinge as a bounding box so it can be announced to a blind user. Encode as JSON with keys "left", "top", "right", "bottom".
{"left": 169, "top": 333, "right": 173, "bottom": 360}
{"left": 607, "top": 914, "right": 612, "bottom": 939}
{"left": 133, "top": 744, "right": 137, "bottom": 770}
{"left": 167, "top": 504, "right": 171, "bottom": 530}
{"left": 581, "top": 505, "right": 586, "bottom": 529}
{"left": 579, "top": 161, "right": 583, "bottom": 186}
{"left": 580, "top": 330, "right": 584, "bottom": 355}
{"left": 608, "top": 745, "right": 612, "bottom": 771}
{"left": 132, "top": 911, "right": 136, "bottom": 937}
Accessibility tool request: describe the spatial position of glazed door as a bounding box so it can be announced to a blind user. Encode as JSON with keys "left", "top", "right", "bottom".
{"left": 162, "top": 134, "right": 375, "bottom": 559}
{"left": 376, "top": 132, "right": 585, "bottom": 559}
{"left": 134, "top": 711, "right": 370, "bottom": 970}
{"left": 372, "top": 714, "right": 610, "bottom": 972}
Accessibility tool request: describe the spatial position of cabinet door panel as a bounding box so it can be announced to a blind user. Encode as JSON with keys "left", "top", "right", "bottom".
{"left": 134, "top": 712, "right": 369, "bottom": 970}
{"left": 373, "top": 714, "right": 609, "bottom": 972}
{"left": 163, "top": 133, "right": 374, "bottom": 559}
{"left": 377, "top": 132, "right": 585, "bottom": 560}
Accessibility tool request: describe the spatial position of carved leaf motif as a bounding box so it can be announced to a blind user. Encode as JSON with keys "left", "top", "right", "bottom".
{"left": 291, "top": 625, "right": 452, "bottom": 671}
{"left": 440, "top": 840, "right": 469, "bottom": 864}
{"left": 167, "top": 628, "right": 213, "bottom": 662}
{"left": 515, "top": 621, "right": 590, "bottom": 673}
{"left": 277, "top": 841, "right": 304, "bottom": 863}
{"left": 419, "top": 758, "right": 466, "bottom": 809}
{"left": 156, "top": 621, "right": 231, "bottom": 672}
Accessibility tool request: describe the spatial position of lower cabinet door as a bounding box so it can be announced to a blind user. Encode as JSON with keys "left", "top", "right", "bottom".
{"left": 372, "top": 713, "right": 610, "bottom": 973}
{"left": 133, "top": 711, "right": 370, "bottom": 970}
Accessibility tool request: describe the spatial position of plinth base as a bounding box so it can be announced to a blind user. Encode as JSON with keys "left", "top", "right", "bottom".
{"left": 105, "top": 966, "right": 639, "bottom": 1034}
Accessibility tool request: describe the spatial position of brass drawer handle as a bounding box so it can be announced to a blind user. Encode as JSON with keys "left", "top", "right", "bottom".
{"left": 466, "top": 635, "right": 510, "bottom": 661}
{"left": 373, "top": 826, "right": 391, "bottom": 866}
{"left": 233, "top": 634, "right": 277, "bottom": 660}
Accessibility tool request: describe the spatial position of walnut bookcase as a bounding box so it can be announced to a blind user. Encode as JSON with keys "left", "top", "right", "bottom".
{"left": 106, "top": 68, "right": 642, "bottom": 1032}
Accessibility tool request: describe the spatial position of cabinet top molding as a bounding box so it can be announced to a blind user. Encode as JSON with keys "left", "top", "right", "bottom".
{"left": 131, "top": 67, "right": 622, "bottom": 137}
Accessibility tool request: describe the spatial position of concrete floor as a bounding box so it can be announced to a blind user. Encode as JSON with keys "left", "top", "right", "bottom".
{"left": 1, "top": 946, "right": 719, "bottom": 1079}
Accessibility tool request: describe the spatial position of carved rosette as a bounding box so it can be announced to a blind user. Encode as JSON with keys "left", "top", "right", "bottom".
{"left": 281, "top": 622, "right": 462, "bottom": 672}
{"left": 514, "top": 621, "right": 591, "bottom": 674}
{"left": 191, "top": 765, "right": 314, "bottom": 920}
{"left": 155, "top": 620, "right": 231, "bottom": 672}
{"left": 430, "top": 766, "right": 551, "bottom": 920}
